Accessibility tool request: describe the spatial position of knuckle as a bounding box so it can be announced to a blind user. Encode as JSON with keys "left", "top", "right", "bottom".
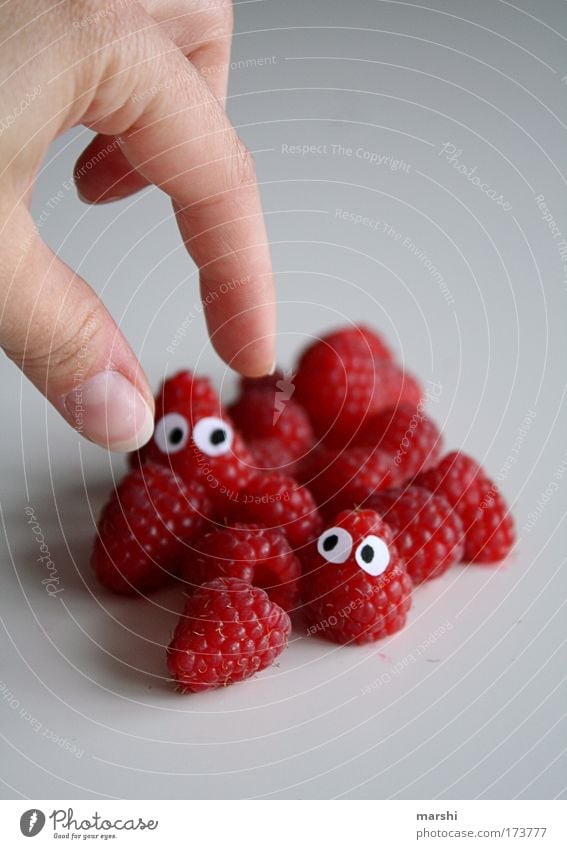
{"left": 208, "top": 0, "right": 234, "bottom": 30}
{"left": 197, "top": 2, "right": 233, "bottom": 58}
{"left": 71, "top": 0, "right": 138, "bottom": 29}
{"left": 218, "top": 0, "right": 234, "bottom": 33}
{"left": 7, "top": 307, "right": 104, "bottom": 379}
{"left": 230, "top": 136, "right": 257, "bottom": 189}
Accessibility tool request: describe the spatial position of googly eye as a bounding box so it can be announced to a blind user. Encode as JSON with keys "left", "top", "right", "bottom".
{"left": 154, "top": 412, "right": 190, "bottom": 454}
{"left": 317, "top": 527, "right": 353, "bottom": 564}
{"left": 355, "top": 535, "right": 391, "bottom": 576}
{"left": 192, "top": 416, "right": 234, "bottom": 457}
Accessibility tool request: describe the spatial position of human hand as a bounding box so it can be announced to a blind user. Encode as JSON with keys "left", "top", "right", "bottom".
{"left": 0, "top": 0, "right": 275, "bottom": 451}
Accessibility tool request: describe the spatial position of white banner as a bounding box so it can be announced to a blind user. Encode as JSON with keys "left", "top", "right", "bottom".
{"left": 1, "top": 800, "right": 565, "bottom": 847}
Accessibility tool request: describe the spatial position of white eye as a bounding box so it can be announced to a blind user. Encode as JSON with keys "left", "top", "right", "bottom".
{"left": 317, "top": 527, "right": 353, "bottom": 564}
{"left": 355, "top": 535, "right": 391, "bottom": 576}
{"left": 192, "top": 416, "right": 233, "bottom": 457}
{"left": 154, "top": 413, "right": 190, "bottom": 454}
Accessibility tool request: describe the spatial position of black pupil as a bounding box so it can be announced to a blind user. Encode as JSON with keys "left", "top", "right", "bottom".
{"left": 169, "top": 427, "right": 185, "bottom": 445}
{"left": 210, "top": 428, "right": 227, "bottom": 446}
{"left": 323, "top": 534, "right": 338, "bottom": 552}
{"left": 360, "top": 544, "right": 374, "bottom": 563}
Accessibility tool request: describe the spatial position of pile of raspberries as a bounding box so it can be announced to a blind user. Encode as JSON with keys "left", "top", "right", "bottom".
{"left": 92, "top": 325, "right": 515, "bottom": 693}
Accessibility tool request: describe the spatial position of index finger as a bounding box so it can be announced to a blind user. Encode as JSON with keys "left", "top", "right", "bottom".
{"left": 96, "top": 16, "right": 275, "bottom": 376}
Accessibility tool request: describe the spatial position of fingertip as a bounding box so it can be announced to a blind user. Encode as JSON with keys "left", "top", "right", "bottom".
{"left": 76, "top": 188, "right": 123, "bottom": 205}
{"left": 211, "top": 327, "right": 275, "bottom": 378}
{"left": 73, "top": 135, "right": 148, "bottom": 204}
{"left": 62, "top": 370, "right": 155, "bottom": 453}
{"left": 233, "top": 347, "right": 276, "bottom": 378}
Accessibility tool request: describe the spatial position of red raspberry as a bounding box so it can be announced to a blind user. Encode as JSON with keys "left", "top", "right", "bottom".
{"left": 367, "top": 486, "right": 464, "bottom": 583}
{"left": 167, "top": 577, "right": 291, "bottom": 692}
{"left": 294, "top": 326, "right": 422, "bottom": 447}
{"left": 180, "top": 524, "right": 301, "bottom": 611}
{"left": 323, "top": 324, "right": 393, "bottom": 362}
{"left": 230, "top": 474, "right": 323, "bottom": 550}
{"left": 163, "top": 423, "right": 254, "bottom": 511}
{"left": 374, "top": 360, "right": 423, "bottom": 411}
{"left": 228, "top": 387, "right": 314, "bottom": 460}
{"left": 301, "top": 509, "right": 412, "bottom": 644}
{"left": 158, "top": 370, "right": 221, "bottom": 418}
{"left": 354, "top": 404, "right": 443, "bottom": 483}
{"left": 247, "top": 438, "right": 298, "bottom": 475}
{"left": 92, "top": 464, "right": 212, "bottom": 594}
{"left": 298, "top": 446, "right": 394, "bottom": 517}
{"left": 415, "top": 452, "right": 515, "bottom": 562}
{"left": 132, "top": 370, "right": 225, "bottom": 468}
{"left": 238, "top": 368, "right": 285, "bottom": 394}
{"left": 132, "top": 372, "right": 255, "bottom": 510}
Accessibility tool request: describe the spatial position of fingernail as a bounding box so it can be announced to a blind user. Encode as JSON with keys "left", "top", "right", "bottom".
{"left": 97, "top": 194, "right": 123, "bottom": 204}
{"left": 76, "top": 188, "right": 122, "bottom": 204}
{"left": 267, "top": 360, "right": 276, "bottom": 375}
{"left": 63, "top": 371, "right": 154, "bottom": 452}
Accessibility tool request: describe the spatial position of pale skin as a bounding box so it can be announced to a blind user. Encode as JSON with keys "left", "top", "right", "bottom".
{"left": 0, "top": 0, "right": 276, "bottom": 451}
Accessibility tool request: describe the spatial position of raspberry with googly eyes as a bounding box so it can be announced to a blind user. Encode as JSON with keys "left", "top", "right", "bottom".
{"left": 128, "top": 370, "right": 255, "bottom": 505}
{"left": 129, "top": 370, "right": 226, "bottom": 470}
{"left": 160, "top": 417, "right": 254, "bottom": 507}
{"left": 191, "top": 417, "right": 233, "bottom": 457}
{"left": 367, "top": 486, "right": 464, "bottom": 583}
{"left": 353, "top": 534, "right": 391, "bottom": 576}
{"left": 157, "top": 370, "right": 221, "bottom": 418}
{"left": 148, "top": 414, "right": 235, "bottom": 463}
{"left": 301, "top": 509, "right": 412, "bottom": 645}
{"left": 317, "top": 526, "right": 353, "bottom": 564}
{"left": 154, "top": 412, "right": 191, "bottom": 454}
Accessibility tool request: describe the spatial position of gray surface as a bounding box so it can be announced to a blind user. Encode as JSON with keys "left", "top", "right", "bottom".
{"left": 1, "top": 0, "right": 566, "bottom": 800}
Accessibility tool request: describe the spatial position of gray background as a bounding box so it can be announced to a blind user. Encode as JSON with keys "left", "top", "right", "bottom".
{"left": 1, "top": 0, "right": 566, "bottom": 799}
